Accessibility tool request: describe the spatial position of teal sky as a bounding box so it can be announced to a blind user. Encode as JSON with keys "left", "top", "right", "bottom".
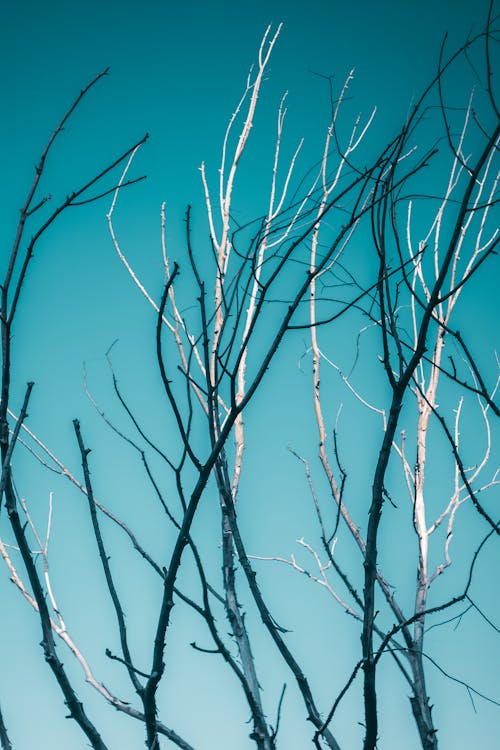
{"left": 1, "top": 1, "right": 499, "bottom": 749}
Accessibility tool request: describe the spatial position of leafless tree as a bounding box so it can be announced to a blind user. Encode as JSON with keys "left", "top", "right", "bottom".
{"left": 1, "top": 9, "right": 499, "bottom": 750}
{"left": 254, "top": 10, "right": 500, "bottom": 750}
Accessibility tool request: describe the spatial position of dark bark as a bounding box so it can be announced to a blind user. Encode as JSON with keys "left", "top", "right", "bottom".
{"left": 0, "top": 701, "right": 13, "bottom": 750}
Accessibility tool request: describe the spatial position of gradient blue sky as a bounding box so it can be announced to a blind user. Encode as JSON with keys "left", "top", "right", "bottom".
{"left": 1, "top": 1, "right": 499, "bottom": 749}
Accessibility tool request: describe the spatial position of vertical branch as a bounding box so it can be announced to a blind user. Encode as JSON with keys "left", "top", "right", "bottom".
{"left": 361, "top": 74, "right": 500, "bottom": 748}
{"left": 2, "top": 404, "right": 109, "bottom": 748}
{"left": 232, "top": 94, "right": 304, "bottom": 500}
{"left": 221, "top": 495, "right": 342, "bottom": 750}
{"left": 73, "top": 420, "right": 144, "bottom": 696}
{"left": 216, "top": 456, "right": 275, "bottom": 749}
{"left": 200, "top": 24, "right": 282, "bottom": 392}
{"left": 161, "top": 203, "right": 210, "bottom": 413}
{"left": 310, "top": 72, "right": 375, "bottom": 506}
